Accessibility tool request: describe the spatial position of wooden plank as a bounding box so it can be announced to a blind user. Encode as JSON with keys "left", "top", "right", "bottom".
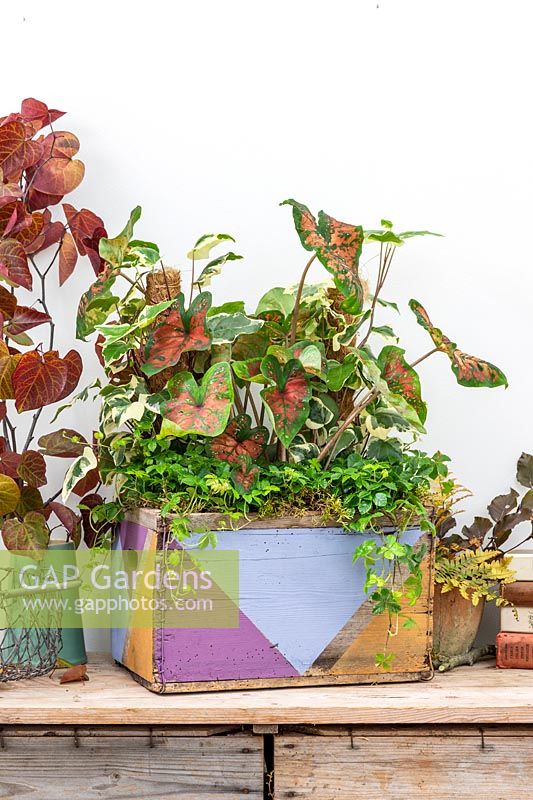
{"left": 1, "top": 653, "right": 533, "bottom": 725}
{"left": 0, "top": 731, "right": 262, "bottom": 800}
{"left": 275, "top": 729, "right": 533, "bottom": 799}
{"left": 128, "top": 508, "right": 423, "bottom": 532}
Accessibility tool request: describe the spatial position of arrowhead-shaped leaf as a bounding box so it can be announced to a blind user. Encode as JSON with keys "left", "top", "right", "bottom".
{"left": 142, "top": 292, "right": 211, "bottom": 377}
{"left": 260, "top": 355, "right": 311, "bottom": 447}
{"left": 12, "top": 350, "right": 68, "bottom": 411}
{"left": 377, "top": 345, "right": 427, "bottom": 424}
{"left": 282, "top": 199, "right": 364, "bottom": 313}
{"left": 409, "top": 299, "right": 508, "bottom": 388}
{"left": 161, "top": 362, "right": 234, "bottom": 437}
{"left": 208, "top": 413, "right": 268, "bottom": 464}
{"left": 231, "top": 455, "right": 260, "bottom": 494}
{"left": 2, "top": 511, "right": 49, "bottom": 557}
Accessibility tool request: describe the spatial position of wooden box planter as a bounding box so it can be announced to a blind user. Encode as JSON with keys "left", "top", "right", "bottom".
{"left": 111, "top": 509, "right": 435, "bottom": 693}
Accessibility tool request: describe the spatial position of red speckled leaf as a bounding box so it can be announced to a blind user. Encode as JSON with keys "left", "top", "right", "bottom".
{"left": 0, "top": 120, "right": 43, "bottom": 179}
{"left": 6, "top": 305, "right": 51, "bottom": 335}
{"left": 38, "top": 428, "right": 87, "bottom": 458}
{"left": 20, "top": 98, "right": 65, "bottom": 132}
{"left": 0, "top": 238, "right": 32, "bottom": 289}
{"left": 161, "top": 362, "right": 234, "bottom": 437}
{"left": 12, "top": 350, "right": 67, "bottom": 412}
{"left": 142, "top": 292, "right": 211, "bottom": 377}
{"left": 53, "top": 350, "right": 83, "bottom": 402}
{"left": 208, "top": 413, "right": 268, "bottom": 464}
{"left": 409, "top": 299, "right": 508, "bottom": 388}
{"left": 377, "top": 345, "right": 427, "bottom": 424}
{"left": 450, "top": 349, "right": 508, "bottom": 388}
{"left": 59, "top": 231, "right": 78, "bottom": 285}
{"left": 2, "top": 511, "right": 49, "bottom": 557}
{"left": 17, "top": 450, "right": 47, "bottom": 487}
{"left": 260, "top": 355, "right": 311, "bottom": 447}
{"left": 232, "top": 455, "right": 260, "bottom": 494}
{"left": 0, "top": 285, "right": 16, "bottom": 318}
{"left": 282, "top": 199, "right": 364, "bottom": 313}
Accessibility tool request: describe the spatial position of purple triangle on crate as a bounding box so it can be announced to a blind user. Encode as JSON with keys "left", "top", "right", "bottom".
{"left": 155, "top": 609, "right": 299, "bottom": 683}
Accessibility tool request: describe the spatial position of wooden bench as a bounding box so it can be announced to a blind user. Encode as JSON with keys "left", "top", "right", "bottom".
{"left": 0, "top": 653, "right": 532, "bottom": 798}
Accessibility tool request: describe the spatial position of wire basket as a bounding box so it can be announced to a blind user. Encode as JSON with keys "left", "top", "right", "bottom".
{"left": 0, "top": 567, "right": 63, "bottom": 682}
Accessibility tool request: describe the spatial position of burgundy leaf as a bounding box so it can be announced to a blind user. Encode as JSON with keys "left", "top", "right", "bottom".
{"left": 38, "top": 428, "right": 87, "bottom": 458}
{"left": 12, "top": 350, "right": 67, "bottom": 412}
{"left": 0, "top": 120, "right": 43, "bottom": 179}
{"left": 48, "top": 501, "right": 81, "bottom": 537}
{"left": 17, "top": 450, "right": 47, "bottom": 487}
{"left": 20, "top": 98, "right": 65, "bottom": 131}
{"left": 58, "top": 231, "right": 78, "bottom": 285}
{"left": 55, "top": 350, "right": 82, "bottom": 402}
{"left": 0, "top": 238, "right": 32, "bottom": 289}
{"left": 6, "top": 305, "right": 51, "bottom": 335}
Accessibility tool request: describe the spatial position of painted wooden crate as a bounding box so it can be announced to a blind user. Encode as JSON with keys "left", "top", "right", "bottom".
{"left": 111, "top": 509, "right": 434, "bottom": 693}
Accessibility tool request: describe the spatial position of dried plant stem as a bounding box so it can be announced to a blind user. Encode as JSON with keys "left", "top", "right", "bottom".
{"left": 244, "top": 385, "right": 261, "bottom": 426}
{"left": 359, "top": 243, "right": 396, "bottom": 349}
{"left": 289, "top": 253, "right": 317, "bottom": 345}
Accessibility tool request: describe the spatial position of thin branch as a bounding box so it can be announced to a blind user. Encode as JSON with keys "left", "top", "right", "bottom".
{"left": 318, "top": 389, "right": 378, "bottom": 464}
{"left": 289, "top": 253, "right": 317, "bottom": 345}
{"left": 409, "top": 347, "right": 439, "bottom": 368}
{"left": 189, "top": 253, "right": 195, "bottom": 305}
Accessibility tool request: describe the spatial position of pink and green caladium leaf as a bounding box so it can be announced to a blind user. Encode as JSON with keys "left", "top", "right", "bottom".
{"left": 260, "top": 355, "right": 311, "bottom": 447}
{"left": 208, "top": 413, "right": 268, "bottom": 464}
{"left": 282, "top": 199, "right": 364, "bottom": 313}
{"left": 377, "top": 345, "right": 427, "bottom": 424}
{"left": 231, "top": 455, "right": 260, "bottom": 495}
{"left": 160, "top": 362, "right": 234, "bottom": 438}
{"left": 409, "top": 299, "right": 508, "bottom": 388}
{"left": 142, "top": 292, "right": 212, "bottom": 377}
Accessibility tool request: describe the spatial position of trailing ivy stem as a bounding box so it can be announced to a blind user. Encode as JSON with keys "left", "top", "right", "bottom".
{"left": 289, "top": 253, "right": 317, "bottom": 346}
{"left": 409, "top": 346, "right": 439, "bottom": 368}
{"left": 319, "top": 388, "right": 378, "bottom": 466}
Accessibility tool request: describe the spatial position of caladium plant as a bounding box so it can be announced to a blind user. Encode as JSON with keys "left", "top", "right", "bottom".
{"left": 0, "top": 98, "right": 106, "bottom": 556}
{"left": 72, "top": 200, "right": 508, "bottom": 506}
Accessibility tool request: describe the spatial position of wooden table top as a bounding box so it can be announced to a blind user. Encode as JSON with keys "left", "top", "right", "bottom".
{"left": 0, "top": 653, "right": 531, "bottom": 726}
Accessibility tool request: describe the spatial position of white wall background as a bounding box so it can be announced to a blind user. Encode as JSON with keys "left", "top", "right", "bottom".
{"left": 4, "top": 0, "right": 533, "bottom": 648}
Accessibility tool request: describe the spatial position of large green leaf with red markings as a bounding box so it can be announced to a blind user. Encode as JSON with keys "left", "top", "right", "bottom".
{"left": 160, "top": 362, "right": 234, "bottom": 437}
{"left": 378, "top": 345, "right": 427, "bottom": 424}
{"left": 282, "top": 199, "right": 364, "bottom": 313}
{"left": 260, "top": 355, "right": 311, "bottom": 447}
{"left": 409, "top": 299, "right": 508, "bottom": 388}
{"left": 208, "top": 413, "right": 268, "bottom": 464}
{"left": 142, "top": 292, "right": 211, "bottom": 377}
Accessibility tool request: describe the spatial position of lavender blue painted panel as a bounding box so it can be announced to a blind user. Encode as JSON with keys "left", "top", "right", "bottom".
{"left": 184, "top": 527, "right": 424, "bottom": 674}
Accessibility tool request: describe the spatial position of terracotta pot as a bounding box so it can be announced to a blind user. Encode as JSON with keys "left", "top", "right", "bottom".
{"left": 433, "top": 586, "right": 485, "bottom": 659}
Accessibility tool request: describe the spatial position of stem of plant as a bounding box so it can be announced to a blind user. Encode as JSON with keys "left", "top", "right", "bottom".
{"left": 319, "top": 388, "right": 378, "bottom": 466}
{"left": 409, "top": 347, "right": 439, "bottom": 368}
{"left": 289, "top": 253, "right": 316, "bottom": 346}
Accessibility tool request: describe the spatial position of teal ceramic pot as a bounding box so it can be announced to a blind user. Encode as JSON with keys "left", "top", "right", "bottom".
{"left": 47, "top": 541, "right": 87, "bottom": 666}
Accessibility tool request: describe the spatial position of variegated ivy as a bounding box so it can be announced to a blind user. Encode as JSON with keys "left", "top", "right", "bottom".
{"left": 67, "top": 201, "right": 507, "bottom": 506}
